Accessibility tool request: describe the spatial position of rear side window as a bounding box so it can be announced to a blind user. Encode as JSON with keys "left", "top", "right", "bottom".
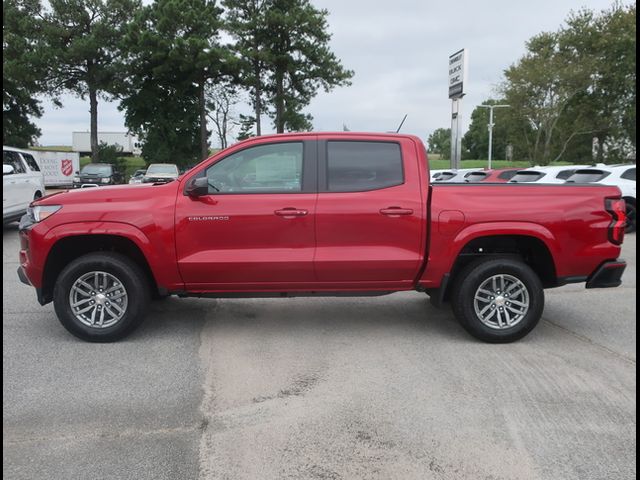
{"left": 434, "top": 172, "right": 456, "bottom": 182}
{"left": 464, "top": 172, "right": 488, "bottom": 183}
{"left": 3, "top": 151, "right": 26, "bottom": 173}
{"left": 498, "top": 170, "right": 519, "bottom": 181}
{"left": 566, "top": 169, "right": 611, "bottom": 183}
{"left": 327, "top": 141, "right": 403, "bottom": 192}
{"left": 555, "top": 169, "right": 576, "bottom": 180}
{"left": 21, "top": 153, "right": 40, "bottom": 172}
{"left": 621, "top": 168, "right": 636, "bottom": 181}
{"left": 510, "top": 171, "right": 545, "bottom": 183}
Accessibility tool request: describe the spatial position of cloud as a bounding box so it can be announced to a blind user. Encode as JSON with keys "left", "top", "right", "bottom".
{"left": 34, "top": 0, "right": 618, "bottom": 147}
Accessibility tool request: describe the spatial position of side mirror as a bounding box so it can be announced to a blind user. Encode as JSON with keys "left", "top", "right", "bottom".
{"left": 3, "top": 164, "right": 15, "bottom": 175}
{"left": 185, "top": 176, "right": 208, "bottom": 197}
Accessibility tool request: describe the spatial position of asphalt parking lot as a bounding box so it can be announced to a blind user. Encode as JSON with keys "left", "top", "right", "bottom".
{"left": 3, "top": 225, "right": 636, "bottom": 480}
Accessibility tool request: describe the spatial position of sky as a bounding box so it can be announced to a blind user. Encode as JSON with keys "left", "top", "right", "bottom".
{"left": 34, "top": 0, "right": 618, "bottom": 147}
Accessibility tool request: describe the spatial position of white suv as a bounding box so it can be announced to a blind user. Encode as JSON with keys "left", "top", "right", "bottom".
{"left": 3, "top": 146, "right": 46, "bottom": 224}
{"left": 508, "top": 165, "right": 589, "bottom": 184}
{"left": 565, "top": 165, "right": 636, "bottom": 232}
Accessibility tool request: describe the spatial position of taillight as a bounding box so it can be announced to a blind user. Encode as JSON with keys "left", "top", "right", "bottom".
{"left": 605, "top": 198, "right": 626, "bottom": 245}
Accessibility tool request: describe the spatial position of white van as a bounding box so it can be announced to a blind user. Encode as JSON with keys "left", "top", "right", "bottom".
{"left": 3, "top": 146, "right": 46, "bottom": 224}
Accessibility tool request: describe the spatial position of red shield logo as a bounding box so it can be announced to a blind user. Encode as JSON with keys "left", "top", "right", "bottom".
{"left": 61, "top": 159, "right": 73, "bottom": 176}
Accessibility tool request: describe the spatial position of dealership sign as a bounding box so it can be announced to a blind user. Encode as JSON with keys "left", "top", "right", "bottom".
{"left": 448, "top": 48, "right": 467, "bottom": 99}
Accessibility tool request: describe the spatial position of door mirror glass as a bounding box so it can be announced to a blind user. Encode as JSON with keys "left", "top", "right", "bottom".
{"left": 3, "top": 164, "right": 15, "bottom": 175}
{"left": 185, "top": 176, "right": 209, "bottom": 197}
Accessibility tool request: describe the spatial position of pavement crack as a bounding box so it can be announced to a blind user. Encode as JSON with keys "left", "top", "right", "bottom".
{"left": 542, "top": 318, "right": 636, "bottom": 365}
{"left": 3, "top": 424, "right": 200, "bottom": 446}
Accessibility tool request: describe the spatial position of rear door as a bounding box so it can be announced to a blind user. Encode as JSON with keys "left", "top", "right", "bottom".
{"left": 314, "top": 136, "right": 426, "bottom": 288}
{"left": 175, "top": 139, "right": 318, "bottom": 290}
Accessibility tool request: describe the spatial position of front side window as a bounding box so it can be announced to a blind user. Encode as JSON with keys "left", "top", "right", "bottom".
{"left": 205, "top": 142, "right": 303, "bottom": 194}
{"left": 21, "top": 153, "right": 40, "bottom": 172}
{"left": 327, "top": 141, "right": 403, "bottom": 192}
{"left": 3, "top": 151, "right": 26, "bottom": 174}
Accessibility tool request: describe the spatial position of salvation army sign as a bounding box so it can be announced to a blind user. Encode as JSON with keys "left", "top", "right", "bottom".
{"left": 61, "top": 159, "right": 73, "bottom": 176}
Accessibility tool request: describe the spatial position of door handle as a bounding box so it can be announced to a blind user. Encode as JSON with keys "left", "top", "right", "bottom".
{"left": 274, "top": 208, "right": 308, "bottom": 217}
{"left": 380, "top": 207, "right": 413, "bottom": 216}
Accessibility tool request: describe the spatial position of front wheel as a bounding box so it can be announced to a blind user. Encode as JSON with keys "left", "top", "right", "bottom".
{"left": 451, "top": 258, "right": 544, "bottom": 343}
{"left": 53, "top": 252, "right": 150, "bottom": 342}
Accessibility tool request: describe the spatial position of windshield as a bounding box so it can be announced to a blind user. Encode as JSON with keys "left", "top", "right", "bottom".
{"left": 147, "top": 164, "right": 178, "bottom": 175}
{"left": 81, "top": 164, "right": 112, "bottom": 175}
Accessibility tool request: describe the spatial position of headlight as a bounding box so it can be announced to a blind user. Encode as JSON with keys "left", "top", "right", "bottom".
{"left": 101, "top": 177, "right": 111, "bottom": 184}
{"left": 27, "top": 205, "right": 62, "bottom": 222}
{"left": 73, "top": 176, "right": 80, "bottom": 183}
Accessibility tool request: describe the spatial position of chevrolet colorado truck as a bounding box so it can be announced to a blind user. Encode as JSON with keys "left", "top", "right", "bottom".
{"left": 17, "top": 132, "right": 627, "bottom": 343}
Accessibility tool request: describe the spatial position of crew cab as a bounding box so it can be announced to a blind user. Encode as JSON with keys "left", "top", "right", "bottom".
{"left": 16, "top": 133, "right": 627, "bottom": 343}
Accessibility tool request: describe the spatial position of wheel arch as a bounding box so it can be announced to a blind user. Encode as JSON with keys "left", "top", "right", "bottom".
{"left": 41, "top": 233, "right": 160, "bottom": 304}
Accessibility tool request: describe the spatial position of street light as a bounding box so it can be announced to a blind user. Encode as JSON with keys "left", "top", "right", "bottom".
{"left": 478, "top": 104, "right": 510, "bottom": 169}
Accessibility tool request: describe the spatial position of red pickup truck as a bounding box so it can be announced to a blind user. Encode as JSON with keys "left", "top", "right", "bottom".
{"left": 17, "top": 132, "right": 627, "bottom": 343}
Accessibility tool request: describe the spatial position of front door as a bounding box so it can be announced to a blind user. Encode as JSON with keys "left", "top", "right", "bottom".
{"left": 175, "top": 140, "right": 317, "bottom": 291}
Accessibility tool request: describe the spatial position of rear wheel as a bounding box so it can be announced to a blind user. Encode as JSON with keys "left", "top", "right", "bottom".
{"left": 451, "top": 257, "right": 544, "bottom": 343}
{"left": 53, "top": 252, "right": 150, "bottom": 342}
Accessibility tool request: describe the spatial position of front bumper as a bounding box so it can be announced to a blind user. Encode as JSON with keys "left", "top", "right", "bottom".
{"left": 586, "top": 260, "right": 627, "bottom": 288}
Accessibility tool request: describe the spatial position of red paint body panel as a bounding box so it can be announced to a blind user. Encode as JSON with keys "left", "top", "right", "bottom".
{"left": 420, "top": 184, "right": 623, "bottom": 288}
{"left": 313, "top": 134, "right": 426, "bottom": 287}
{"left": 20, "top": 132, "right": 624, "bottom": 298}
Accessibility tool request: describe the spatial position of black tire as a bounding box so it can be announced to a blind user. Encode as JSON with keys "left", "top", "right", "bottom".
{"left": 451, "top": 257, "right": 544, "bottom": 343}
{"left": 53, "top": 252, "right": 150, "bottom": 342}
{"left": 625, "top": 201, "right": 636, "bottom": 233}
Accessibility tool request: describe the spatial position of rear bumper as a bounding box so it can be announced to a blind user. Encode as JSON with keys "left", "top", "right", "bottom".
{"left": 17, "top": 265, "right": 31, "bottom": 286}
{"left": 586, "top": 260, "right": 626, "bottom": 288}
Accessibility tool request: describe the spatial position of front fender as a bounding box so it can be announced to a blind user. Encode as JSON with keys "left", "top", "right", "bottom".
{"left": 33, "top": 221, "right": 183, "bottom": 291}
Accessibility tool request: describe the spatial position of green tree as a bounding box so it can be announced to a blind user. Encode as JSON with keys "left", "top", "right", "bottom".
{"left": 501, "top": 4, "right": 636, "bottom": 164}
{"left": 121, "top": 0, "right": 235, "bottom": 163}
{"left": 462, "top": 100, "right": 527, "bottom": 161}
{"left": 42, "top": 0, "right": 140, "bottom": 161}
{"left": 224, "top": 0, "right": 270, "bottom": 136}
{"left": 236, "top": 114, "right": 256, "bottom": 141}
{"left": 3, "top": 0, "right": 46, "bottom": 147}
{"left": 263, "top": 0, "right": 353, "bottom": 132}
{"left": 427, "top": 128, "right": 451, "bottom": 159}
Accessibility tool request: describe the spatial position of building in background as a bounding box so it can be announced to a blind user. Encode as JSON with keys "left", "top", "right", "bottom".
{"left": 72, "top": 132, "right": 141, "bottom": 156}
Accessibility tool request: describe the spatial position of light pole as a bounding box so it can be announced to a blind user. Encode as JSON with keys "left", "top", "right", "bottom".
{"left": 478, "top": 104, "right": 509, "bottom": 169}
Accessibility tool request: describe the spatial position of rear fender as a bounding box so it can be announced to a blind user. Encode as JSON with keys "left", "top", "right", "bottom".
{"left": 419, "top": 222, "right": 559, "bottom": 288}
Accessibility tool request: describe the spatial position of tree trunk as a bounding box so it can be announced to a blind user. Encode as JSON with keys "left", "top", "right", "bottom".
{"left": 275, "top": 69, "right": 285, "bottom": 133}
{"left": 254, "top": 59, "right": 262, "bottom": 136}
{"left": 89, "top": 87, "right": 99, "bottom": 163}
{"left": 199, "top": 80, "right": 208, "bottom": 160}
